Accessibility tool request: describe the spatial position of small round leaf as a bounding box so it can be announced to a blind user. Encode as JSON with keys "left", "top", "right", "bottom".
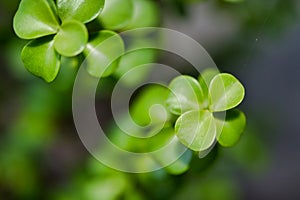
{"left": 166, "top": 76, "right": 205, "bottom": 115}
{"left": 54, "top": 20, "right": 88, "bottom": 57}
{"left": 98, "top": 0, "right": 133, "bottom": 30}
{"left": 57, "top": 0, "right": 104, "bottom": 23}
{"left": 13, "top": 0, "right": 60, "bottom": 39}
{"left": 209, "top": 73, "right": 245, "bottom": 112}
{"left": 21, "top": 37, "right": 61, "bottom": 82}
{"left": 84, "top": 30, "right": 124, "bottom": 77}
{"left": 175, "top": 110, "right": 216, "bottom": 151}
{"left": 216, "top": 109, "right": 246, "bottom": 147}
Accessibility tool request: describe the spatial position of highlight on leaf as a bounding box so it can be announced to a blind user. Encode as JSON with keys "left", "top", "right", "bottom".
{"left": 13, "top": 0, "right": 60, "bottom": 39}
{"left": 57, "top": 0, "right": 105, "bottom": 23}
{"left": 209, "top": 73, "right": 245, "bottom": 112}
{"left": 83, "top": 30, "right": 124, "bottom": 78}
{"left": 166, "top": 75, "right": 205, "bottom": 115}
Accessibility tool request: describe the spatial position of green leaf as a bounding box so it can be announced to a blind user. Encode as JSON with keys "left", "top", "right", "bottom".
{"left": 166, "top": 76, "right": 205, "bottom": 115}
{"left": 57, "top": 0, "right": 104, "bottom": 23}
{"left": 53, "top": 20, "right": 88, "bottom": 57}
{"left": 98, "top": 0, "right": 133, "bottom": 30}
{"left": 114, "top": 39, "right": 157, "bottom": 87}
{"left": 209, "top": 73, "right": 245, "bottom": 112}
{"left": 224, "top": 0, "right": 244, "bottom": 3}
{"left": 175, "top": 110, "right": 216, "bottom": 151}
{"left": 114, "top": 49, "right": 156, "bottom": 86}
{"left": 153, "top": 136, "right": 192, "bottom": 175}
{"left": 109, "top": 120, "right": 174, "bottom": 153}
{"left": 130, "top": 85, "right": 170, "bottom": 126}
{"left": 198, "top": 69, "right": 219, "bottom": 93}
{"left": 84, "top": 30, "right": 124, "bottom": 77}
{"left": 13, "top": 0, "right": 59, "bottom": 39}
{"left": 198, "top": 68, "right": 219, "bottom": 107}
{"left": 125, "top": 0, "right": 159, "bottom": 29}
{"left": 199, "top": 68, "right": 219, "bottom": 86}
{"left": 21, "top": 37, "right": 61, "bottom": 82}
{"left": 216, "top": 109, "right": 246, "bottom": 147}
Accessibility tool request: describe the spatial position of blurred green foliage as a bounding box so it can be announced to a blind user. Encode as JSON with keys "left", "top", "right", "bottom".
{"left": 1, "top": 0, "right": 297, "bottom": 199}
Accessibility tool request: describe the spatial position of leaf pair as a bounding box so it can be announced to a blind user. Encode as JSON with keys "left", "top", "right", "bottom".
{"left": 166, "top": 70, "right": 246, "bottom": 152}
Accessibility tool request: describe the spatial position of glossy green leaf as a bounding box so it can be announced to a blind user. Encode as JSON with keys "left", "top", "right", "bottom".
{"left": 216, "top": 109, "right": 246, "bottom": 147}
{"left": 175, "top": 110, "right": 216, "bottom": 151}
{"left": 125, "top": 0, "right": 159, "bottom": 29}
{"left": 209, "top": 73, "right": 245, "bottom": 112}
{"left": 130, "top": 85, "right": 170, "bottom": 126}
{"left": 13, "top": 0, "right": 59, "bottom": 39}
{"left": 57, "top": 0, "right": 104, "bottom": 23}
{"left": 53, "top": 20, "right": 88, "bottom": 57}
{"left": 84, "top": 30, "right": 124, "bottom": 77}
{"left": 166, "top": 76, "right": 205, "bottom": 115}
{"left": 21, "top": 37, "right": 60, "bottom": 82}
{"left": 98, "top": 0, "right": 133, "bottom": 30}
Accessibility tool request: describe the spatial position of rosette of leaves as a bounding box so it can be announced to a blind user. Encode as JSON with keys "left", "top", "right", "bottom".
{"left": 166, "top": 69, "right": 246, "bottom": 153}
{"left": 13, "top": 0, "right": 128, "bottom": 82}
{"left": 13, "top": 0, "right": 160, "bottom": 83}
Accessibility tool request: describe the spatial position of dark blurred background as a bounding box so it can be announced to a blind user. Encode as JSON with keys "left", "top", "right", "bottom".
{"left": 0, "top": 0, "right": 300, "bottom": 199}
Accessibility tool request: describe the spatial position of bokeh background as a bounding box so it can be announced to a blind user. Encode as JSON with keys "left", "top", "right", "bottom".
{"left": 1, "top": 0, "right": 300, "bottom": 199}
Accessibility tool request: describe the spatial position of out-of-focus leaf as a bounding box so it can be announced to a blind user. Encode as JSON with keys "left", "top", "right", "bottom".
{"left": 223, "top": 0, "right": 244, "bottom": 3}
{"left": 130, "top": 85, "right": 170, "bottom": 126}
{"left": 57, "top": 0, "right": 104, "bottom": 23}
{"left": 148, "top": 130, "right": 192, "bottom": 175}
{"left": 98, "top": 0, "right": 133, "bottom": 30}
{"left": 109, "top": 119, "right": 174, "bottom": 153}
{"left": 54, "top": 20, "right": 88, "bottom": 57}
{"left": 199, "top": 178, "right": 240, "bottom": 200}
{"left": 175, "top": 110, "right": 216, "bottom": 151}
{"left": 198, "top": 68, "right": 219, "bottom": 99}
{"left": 84, "top": 30, "right": 124, "bottom": 77}
{"left": 125, "top": 0, "right": 159, "bottom": 29}
{"left": 13, "top": 0, "right": 59, "bottom": 39}
{"left": 166, "top": 75, "right": 205, "bottom": 115}
{"left": 163, "top": 141, "right": 192, "bottom": 175}
{"left": 229, "top": 126, "right": 269, "bottom": 172}
{"left": 114, "top": 39, "right": 157, "bottom": 87}
{"left": 52, "top": 56, "right": 81, "bottom": 91}
{"left": 84, "top": 176, "right": 127, "bottom": 200}
{"left": 21, "top": 37, "right": 60, "bottom": 82}
{"left": 209, "top": 73, "right": 245, "bottom": 112}
{"left": 216, "top": 109, "right": 246, "bottom": 147}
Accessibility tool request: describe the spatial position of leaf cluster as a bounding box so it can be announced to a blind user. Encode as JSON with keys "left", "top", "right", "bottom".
{"left": 13, "top": 0, "right": 159, "bottom": 82}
